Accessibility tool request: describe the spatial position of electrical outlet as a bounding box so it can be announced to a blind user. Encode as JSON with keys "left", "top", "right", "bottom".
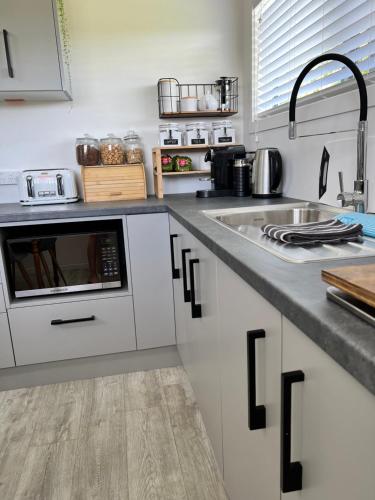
{"left": 0, "top": 170, "right": 20, "bottom": 185}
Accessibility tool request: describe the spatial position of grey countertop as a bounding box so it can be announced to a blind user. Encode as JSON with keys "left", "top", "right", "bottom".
{"left": 1, "top": 195, "right": 375, "bottom": 397}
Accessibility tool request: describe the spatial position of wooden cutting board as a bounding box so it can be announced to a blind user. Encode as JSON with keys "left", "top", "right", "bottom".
{"left": 322, "top": 264, "right": 375, "bottom": 308}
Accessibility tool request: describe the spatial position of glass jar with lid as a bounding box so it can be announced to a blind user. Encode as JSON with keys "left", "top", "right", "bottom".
{"left": 159, "top": 123, "right": 182, "bottom": 147}
{"left": 76, "top": 134, "right": 100, "bottom": 166}
{"left": 123, "top": 131, "right": 144, "bottom": 164}
{"left": 100, "top": 134, "right": 125, "bottom": 165}
{"left": 212, "top": 120, "right": 236, "bottom": 145}
{"left": 185, "top": 122, "right": 210, "bottom": 146}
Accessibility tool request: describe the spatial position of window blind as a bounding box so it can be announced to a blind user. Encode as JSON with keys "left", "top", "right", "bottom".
{"left": 253, "top": 0, "right": 375, "bottom": 117}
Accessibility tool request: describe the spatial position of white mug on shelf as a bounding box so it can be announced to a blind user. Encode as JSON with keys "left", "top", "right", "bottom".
{"left": 180, "top": 96, "right": 198, "bottom": 112}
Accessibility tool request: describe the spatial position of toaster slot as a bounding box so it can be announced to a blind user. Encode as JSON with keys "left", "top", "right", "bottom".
{"left": 56, "top": 173, "right": 64, "bottom": 196}
{"left": 26, "top": 175, "right": 34, "bottom": 198}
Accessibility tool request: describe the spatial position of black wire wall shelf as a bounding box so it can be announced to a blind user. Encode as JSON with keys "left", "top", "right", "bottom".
{"left": 157, "top": 77, "right": 239, "bottom": 119}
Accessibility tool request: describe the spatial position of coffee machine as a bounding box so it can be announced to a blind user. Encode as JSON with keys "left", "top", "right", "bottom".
{"left": 196, "top": 145, "right": 246, "bottom": 198}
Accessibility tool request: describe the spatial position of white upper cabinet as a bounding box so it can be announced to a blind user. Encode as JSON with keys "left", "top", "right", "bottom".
{"left": 0, "top": 0, "right": 71, "bottom": 100}
{"left": 281, "top": 317, "right": 375, "bottom": 500}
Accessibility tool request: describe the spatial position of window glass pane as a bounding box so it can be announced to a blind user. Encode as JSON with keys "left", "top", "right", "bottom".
{"left": 253, "top": 0, "right": 375, "bottom": 117}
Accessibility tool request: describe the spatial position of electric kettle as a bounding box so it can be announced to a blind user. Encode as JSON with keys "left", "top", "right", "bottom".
{"left": 251, "top": 148, "right": 282, "bottom": 198}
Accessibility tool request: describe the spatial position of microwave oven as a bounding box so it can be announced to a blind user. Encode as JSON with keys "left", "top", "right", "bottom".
{"left": 5, "top": 221, "right": 125, "bottom": 299}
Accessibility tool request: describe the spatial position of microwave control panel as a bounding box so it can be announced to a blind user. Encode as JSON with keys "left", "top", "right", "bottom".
{"left": 98, "top": 234, "right": 121, "bottom": 282}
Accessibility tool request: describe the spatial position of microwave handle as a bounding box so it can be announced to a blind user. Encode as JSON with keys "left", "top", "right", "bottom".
{"left": 56, "top": 174, "right": 64, "bottom": 196}
{"left": 26, "top": 175, "right": 34, "bottom": 198}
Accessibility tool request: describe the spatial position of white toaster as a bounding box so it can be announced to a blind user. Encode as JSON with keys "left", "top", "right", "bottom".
{"left": 18, "top": 169, "right": 79, "bottom": 206}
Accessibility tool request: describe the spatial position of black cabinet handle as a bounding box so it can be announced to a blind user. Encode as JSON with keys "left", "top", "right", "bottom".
{"left": 51, "top": 315, "right": 96, "bottom": 326}
{"left": 281, "top": 370, "right": 305, "bottom": 493}
{"left": 170, "top": 234, "right": 180, "bottom": 279}
{"left": 181, "top": 249, "right": 191, "bottom": 302}
{"left": 189, "top": 258, "right": 202, "bottom": 318}
{"left": 2, "top": 29, "right": 14, "bottom": 78}
{"left": 247, "top": 329, "right": 266, "bottom": 430}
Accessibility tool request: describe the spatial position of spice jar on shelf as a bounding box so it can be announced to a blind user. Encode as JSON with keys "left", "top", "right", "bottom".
{"left": 159, "top": 123, "right": 182, "bottom": 147}
{"left": 123, "top": 131, "right": 144, "bottom": 164}
{"left": 100, "top": 135, "right": 125, "bottom": 165}
{"left": 212, "top": 120, "right": 236, "bottom": 145}
{"left": 185, "top": 122, "right": 210, "bottom": 146}
{"left": 76, "top": 135, "right": 100, "bottom": 166}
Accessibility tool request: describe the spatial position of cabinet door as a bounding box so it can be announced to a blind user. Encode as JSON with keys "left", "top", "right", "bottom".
{"left": 185, "top": 233, "right": 223, "bottom": 472}
{"left": 127, "top": 213, "right": 175, "bottom": 349}
{"left": 282, "top": 317, "right": 375, "bottom": 500}
{"left": 0, "top": 313, "right": 14, "bottom": 368}
{"left": 218, "top": 260, "right": 282, "bottom": 500}
{"left": 0, "top": 0, "right": 62, "bottom": 91}
{"left": 169, "top": 216, "right": 191, "bottom": 368}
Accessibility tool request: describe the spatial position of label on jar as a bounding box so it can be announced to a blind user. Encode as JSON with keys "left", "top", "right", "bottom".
{"left": 192, "top": 139, "right": 206, "bottom": 145}
{"left": 164, "top": 139, "right": 179, "bottom": 145}
{"left": 218, "top": 136, "right": 233, "bottom": 143}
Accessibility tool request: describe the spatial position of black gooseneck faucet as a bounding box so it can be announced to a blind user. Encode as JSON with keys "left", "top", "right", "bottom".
{"left": 289, "top": 53, "right": 368, "bottom": 213}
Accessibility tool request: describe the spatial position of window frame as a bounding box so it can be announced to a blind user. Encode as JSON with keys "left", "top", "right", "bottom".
{"left": 251, "top": 0, "right": 375, "bottom": 129}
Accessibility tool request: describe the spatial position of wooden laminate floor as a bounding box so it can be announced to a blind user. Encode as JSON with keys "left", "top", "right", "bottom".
{"left": 0, "top": 367, "right": 227, "bottom": 500}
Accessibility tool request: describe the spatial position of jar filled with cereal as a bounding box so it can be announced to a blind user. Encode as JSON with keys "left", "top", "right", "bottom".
{"left": 76, "top": 134, "right": 100, "bottom": 166}
{"left": 123, "top": 131, "right": 144, "bottom": 164}
{"left": 100, "top": 134, "right": 125, "bottom": 165}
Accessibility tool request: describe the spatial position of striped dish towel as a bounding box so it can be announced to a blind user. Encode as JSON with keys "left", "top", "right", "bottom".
{"left": 336, "top": 212, "right": 375, "bottom": 239}
{"left": 261, "top": 219, "right": 363, "bottom": 246}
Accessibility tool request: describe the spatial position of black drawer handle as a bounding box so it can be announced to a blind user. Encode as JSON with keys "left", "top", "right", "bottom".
{"left": 189, "top": 258, "right": 202, "bottom": 318}
{"left": 181, "top": 248, "right": 191, "bottom": 302}
{"left": 247, "top": 329, "right": 266, "bottom": 430}
{"left": 170, "top": 234, "right": 180, "bottom": 279}
{"left": 281, "top": 370, "right": 305, "bottom": 493}
{"left": 51, "top": 315, "right": 96, "bottom": 326}
{"left": 3, "top": 29, "right": 14, "bottom": 78}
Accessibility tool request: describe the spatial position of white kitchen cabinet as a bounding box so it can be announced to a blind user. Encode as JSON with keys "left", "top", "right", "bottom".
{"left": 9, "top": 296, "right": 136, "bottom": 365}
{"left": 281, "top": 317, "right": 375, "bottom": 500}
{"left": 169, "top": 215, "right": 223, "bottom": 473}
{"left": 169, "top": 217, "right": 191, "bottom": 368}
{"left": 0, "top": 313, "right": 14, "bottom": 368}
{"left": 218, "top": 260, "right": 282, "bottom": 500}
{"left": 127, "top": 213, "right": 175, "bottom": 350}
{"left": 187, "top": 231, "right": 223, "bottom": 472}
{"left": 0, "top": 0, "right": 71, "bottom": 100}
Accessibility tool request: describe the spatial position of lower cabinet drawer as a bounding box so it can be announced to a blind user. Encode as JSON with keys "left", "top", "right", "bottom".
{"left": 9, "top": 296, "right": 136, "bottom": 366}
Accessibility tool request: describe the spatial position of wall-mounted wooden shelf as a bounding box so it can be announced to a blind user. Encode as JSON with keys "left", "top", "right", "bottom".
{"left": 161, "top": 170, "right": 206, "bottom": 176}
{"left": 158, "top": 144, "right": 238, "bottom": 151}
{"left": 160, "top": 110, "right": 237, "bottom": 119}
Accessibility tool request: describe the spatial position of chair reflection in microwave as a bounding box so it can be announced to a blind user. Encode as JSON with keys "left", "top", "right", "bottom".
{"left": 9, "top": 238, "right": 67, "bottom": 290}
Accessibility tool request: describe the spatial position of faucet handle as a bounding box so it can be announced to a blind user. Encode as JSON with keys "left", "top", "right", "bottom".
{"left": 338, "top": 171, "right": 345, "bottom": 193}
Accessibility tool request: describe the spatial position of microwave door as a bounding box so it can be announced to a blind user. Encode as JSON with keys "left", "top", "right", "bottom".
{"left": 8, "top": 231, "right": 122, "bottom": 298}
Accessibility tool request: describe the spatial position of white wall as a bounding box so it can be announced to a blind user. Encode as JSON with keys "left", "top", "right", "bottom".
{"left": 0, "top": 0, "right": 245, "bottom": 202}
{"left": 245, "top": 0, "right": 375, "bottom": 213}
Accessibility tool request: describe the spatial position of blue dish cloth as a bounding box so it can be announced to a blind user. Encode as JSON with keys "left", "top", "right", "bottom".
{"left": 336, "top": 212, "right": 375, "bottom": 238}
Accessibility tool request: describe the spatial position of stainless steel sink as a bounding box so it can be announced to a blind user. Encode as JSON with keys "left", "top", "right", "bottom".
{"left": 203, "top": 202, "right": 375, "bottom": 263}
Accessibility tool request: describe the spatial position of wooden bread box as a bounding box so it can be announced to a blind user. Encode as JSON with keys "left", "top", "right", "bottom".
{"left": 81, "top": 164, "right": 147, "bottom": 202}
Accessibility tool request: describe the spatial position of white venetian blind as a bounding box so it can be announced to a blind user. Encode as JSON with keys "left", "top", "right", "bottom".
{"left": 253, "top": 0, "right": 375, "bottom": 117}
